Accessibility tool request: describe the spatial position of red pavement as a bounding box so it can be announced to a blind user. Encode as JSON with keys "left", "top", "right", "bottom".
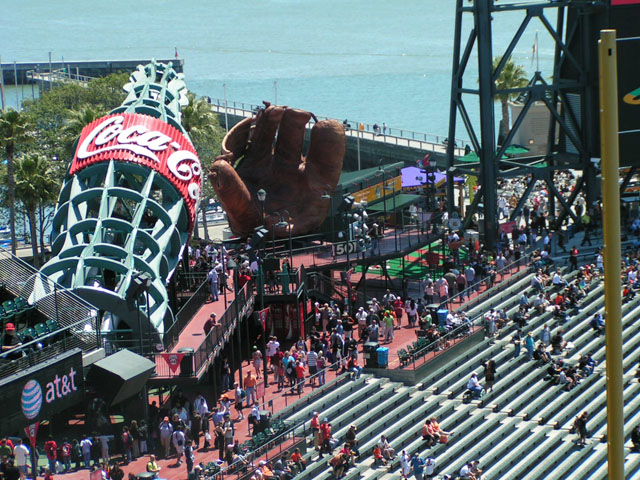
{"left": 170, "top": 291, "right": 236, "bottom": 353}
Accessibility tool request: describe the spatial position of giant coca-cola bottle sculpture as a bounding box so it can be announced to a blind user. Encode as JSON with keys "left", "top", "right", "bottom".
{"left": 36, "top": 61, "right": 201, "bottom": 343}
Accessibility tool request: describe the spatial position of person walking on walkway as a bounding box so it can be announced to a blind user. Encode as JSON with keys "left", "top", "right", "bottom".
{"left": 243, "top": 371, "right": 257, "bottom": 407}
{"left": 207, "top": 267, "right": 219, "bottom": 302}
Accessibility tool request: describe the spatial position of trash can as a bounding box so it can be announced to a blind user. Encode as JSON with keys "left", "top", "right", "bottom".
{"left": 376, "top": 347, "right": 389, "bottom": 368}
{"left": 437, "top": 309, "right": 449, "bottom": 327}
{"left": 178, "top": 347, "right": 194, "bottom": 376}
{"left": 363, "top": 342, "right": 380, "bottom": 368}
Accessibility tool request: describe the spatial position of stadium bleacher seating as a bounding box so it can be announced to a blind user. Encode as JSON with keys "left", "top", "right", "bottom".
{"left": 267, "top": 267, "right": 640, "bottom": 480}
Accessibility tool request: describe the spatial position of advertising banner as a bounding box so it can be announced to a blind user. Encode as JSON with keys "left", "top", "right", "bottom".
{"left": 0, "top": 349, "right": 84, "bottom": 436}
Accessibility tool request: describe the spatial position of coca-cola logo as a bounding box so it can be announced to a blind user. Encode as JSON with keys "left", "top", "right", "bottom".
{"left": 71, "top": 113, "right": 202, "bottom": 227}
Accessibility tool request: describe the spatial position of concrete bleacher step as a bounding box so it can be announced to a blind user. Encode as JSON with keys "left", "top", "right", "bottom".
{"left": 545, "top": 436, "right": 605, "bottom": 480}
{"left": 279, "top": 374, "right": 383, "bottom": 426}
{"left": 473, "top": 418, "right": 533, "bottom": 470}
{"left": 293, "top": 380, "right": 409, "bottom": 480}
{"left": 430, "top": 411, "right": 508, "bottom": 475}
{"left": 431, "top": 279, "right": 605, "bottom": 403}
{"left": 519, "top": 436, "right": 593, "bottom": 480}
{"left": 489, "top": 426, "right": 561, "bottom": 479}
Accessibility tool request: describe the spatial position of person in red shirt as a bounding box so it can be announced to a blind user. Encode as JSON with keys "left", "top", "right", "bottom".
{"left": 393, "top": 298, "right": 404, "bottom": 329}
{"left": 295, "top": 361, "right": 305, "bottom": 394}
{"left": 289, "top": 448, "right": 306, "bottom": 473}
{"left": 319, "top": 419, "right": 332, "bottom": 459}
{"left": 237, "top": 270, "right": 251, "bottom": 290}
{"left": 44, "top": 437, "right": 57, "bottom": 473}
{"left": 204, "top": 313, "right": 217, "bottom": 335}
{"left": 310, "top": 412, "right": 321, "bottom": 450}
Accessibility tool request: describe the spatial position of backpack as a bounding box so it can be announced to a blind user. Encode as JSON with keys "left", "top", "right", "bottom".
{"left": 240, "top": 389, "right": 246, "bottom": 400}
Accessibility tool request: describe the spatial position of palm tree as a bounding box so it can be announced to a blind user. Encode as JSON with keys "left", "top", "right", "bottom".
{"left": 493, "top": 56, "right": 529, "bottom": 140}
{"left": 180, "top": 93, "right": 224, "bottom": 240}
{"left": 0, "top": 109, "right": 30, "bottom": 254}
{"left": 62, "top": 104, "right": 104, "bottom": 158}
{"left": 10, "top": 154, "right": 59, "bottom": 268}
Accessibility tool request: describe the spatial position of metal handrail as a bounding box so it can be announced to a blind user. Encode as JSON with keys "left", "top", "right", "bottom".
{"left": 265, "top": 358, "right": 345, "bottom": 415}
{"left": 207, "top": 420, "right": 305, "bottom": 480}
{"left": 164, "top": 277, "right": 211, "bottom": 350}
{"left": 151, "top": 281, "right": 255, "bottom": 377}
{"left": 397, "top": 255, "right": 533, "bottom": 370}
{"left": 209, "top": 98, "right": 470, "bottom": 151}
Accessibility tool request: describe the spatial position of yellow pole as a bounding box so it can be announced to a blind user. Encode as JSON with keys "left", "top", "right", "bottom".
{"left": 599, "top": 29, "right": 623, "bottom": 480}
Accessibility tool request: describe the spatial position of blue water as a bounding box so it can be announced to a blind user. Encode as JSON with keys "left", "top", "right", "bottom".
{"left": 2, "top": 0, "right": 556, "bottom": 139}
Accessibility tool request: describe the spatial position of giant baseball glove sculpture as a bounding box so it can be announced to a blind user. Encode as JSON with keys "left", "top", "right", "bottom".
{"left": 209, "top": 103, "right": 346, "bottom": 237}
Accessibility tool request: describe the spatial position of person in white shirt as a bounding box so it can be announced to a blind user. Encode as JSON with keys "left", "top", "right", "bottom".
{"left": 193, "top": 393, "right": 209, "bottom": 417}
{"left": 424, "top": 457, "right": 437, "bottom": 479}
{"left": 14, "top": 439, "right": 30, "bottom": 479}
{"left": 459, "top": 462, "right": 473, "bottom": 479}
{"left": 266, "top": 337, "right": 280, "bottom": 370}
{"left": 467, "top": 372, "right": 483, "bottom": 398}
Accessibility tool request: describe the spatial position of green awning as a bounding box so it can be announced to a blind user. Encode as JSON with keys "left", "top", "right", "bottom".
{"left": 368, "top": 193, "right": 421, "bottom": 213}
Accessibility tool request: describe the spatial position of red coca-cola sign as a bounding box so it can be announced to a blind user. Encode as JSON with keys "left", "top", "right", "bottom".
{"left": 70, "top": 113, "right": 202, "bottom": 228}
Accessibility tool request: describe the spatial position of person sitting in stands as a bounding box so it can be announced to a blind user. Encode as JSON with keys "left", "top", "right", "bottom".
{"left": 558, "top": 368, "right": 575, "bottom": 391}
{"left": 1, "top": 323, "right": 22, "bottom": 360}
{"left": 421, "top": 419, "right": 437, "bottom": 447}
{"left": 272, "top": 454, "right": 294, "bottom": 480}
{"left": 289, "top": 448, "right": 306, "bottom": 472}
{"left": 372, "top": 446, "right": 387, "bottom": 466}
{"left": 377, "top": 435, "right": 395, "bottom": 460}
{"left": 257, "top": 460, "right": 275, "bottom": 479}
{"left": 547, "top": 359, "right": 562, "bottom": 382}
{"left": 467, "top": 372, "right": 484, "bottom": 399}
{"left": 459, "top": 462, "right": 476, "bottom": 480}
{"left": 430, "top": 417, "right": 450, "bottom": 443}
{"left": 590, "top": 313, "right": 604, "bottom": 335}
{"left": 632, "top": 425, "right": 640, "bottom": 452}
{"left": 346, "top": 356, "right": 362, "bottom": 380}
{"left": 533, "top": 293, "right": 549, "bottom": 314}
{"left": 329, "top": 452, "right": 348, "bottom": 479}
{"left": 533, "top": 343, "right": 551, "bottom": 364}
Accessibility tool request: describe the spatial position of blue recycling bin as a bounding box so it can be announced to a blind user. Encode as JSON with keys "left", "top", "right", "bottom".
{"left": 377, "top": 347, "right": 389, "bottom": 368}
{"left": 437, "top": 309, "right": 449, "bottom": 326}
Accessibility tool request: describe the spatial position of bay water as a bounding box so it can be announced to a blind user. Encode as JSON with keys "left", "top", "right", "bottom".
{"left": 3, "top": 0, "right": 556, "bottom": 139}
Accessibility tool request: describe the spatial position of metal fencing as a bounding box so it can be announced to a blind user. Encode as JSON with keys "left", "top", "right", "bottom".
{"left": 208, "top": 98, "right": 469, "bottom": 153}
{"left": 152, "top": 281, "right": 255, "bottom": 377}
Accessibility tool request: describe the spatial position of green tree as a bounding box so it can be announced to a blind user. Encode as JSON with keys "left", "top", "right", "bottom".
{"left": 0, "top": 109, "right": 30, "bottom": 254}
{"left": 493, "top": 56, "right": 529, "bottom": 139}
{"left": 61, "top": 104, "right": 104, "bottom": 158}
{"left": 181, "top": 93, "right": 224, "bottom": 239}
{"left": 21, "top": 72, "right": 128, "bottom": 168}
{"left": 9, "top": 154, "right": 59, "bottom": 267}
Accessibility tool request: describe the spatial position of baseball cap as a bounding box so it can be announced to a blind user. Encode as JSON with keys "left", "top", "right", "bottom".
{"left": 5, "top": 323, "right": 15, "bottom": 331}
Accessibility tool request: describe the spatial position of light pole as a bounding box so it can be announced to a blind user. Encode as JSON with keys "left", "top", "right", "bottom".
{"left": 377, "top": 162, "right": 398, "bottom": 251}
{"left": 257, "top": 189, "right": 266, "bottom": 225}
{"left": 223, "top": 83, "right": 229, "bottom": 132}
{"left": 279, "top": 209, "right": 293, "bottom": 269}
{"left": 270, "top": 212, "right": 279, "bottom": 257}
{"left": 255, "top": 189, "right": 268, "bottom": 388}
{"left": 322, "top": 189, "right": 334, "bottom": 242}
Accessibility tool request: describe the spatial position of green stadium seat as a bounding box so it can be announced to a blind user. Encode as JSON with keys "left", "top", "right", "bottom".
{"left": 33, "top": 322, "right": 49, "bottom": 337}
{"left": 45, "top": 319, "right": 60, "bottom": 333}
